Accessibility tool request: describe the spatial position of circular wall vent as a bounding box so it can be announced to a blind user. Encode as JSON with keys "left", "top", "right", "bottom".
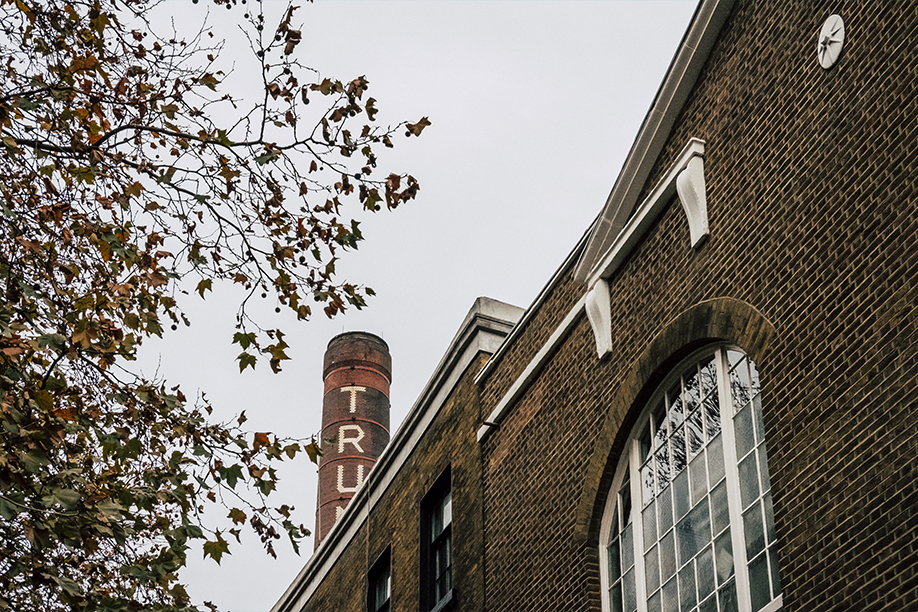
{"left": 817, "top": 14, "right": 845, "bottom": 69}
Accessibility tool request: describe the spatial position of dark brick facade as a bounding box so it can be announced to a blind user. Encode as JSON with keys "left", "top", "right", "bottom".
{"left": 277, "top": 2, "right": 918, "bottom": 611}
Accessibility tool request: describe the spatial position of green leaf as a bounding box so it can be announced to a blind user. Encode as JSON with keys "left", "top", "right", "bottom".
{"left": 220, "top": 463, "right": 244, "bottom": 489}
{"left": 52, "top": 488, "right": 81, "bottom": 509}
{"left": 52, "top": 575, "right": 82, "bottom": 597}
{"left": 195, "top": 278, "right": 212, "bottom": 298}
{"left": 202, "top": 532, "right": 230, "bottom": 564}
{"left": 19, "top": 450, "right": 49, "bottom": 473}
{"left": 232, "top": 332, "right": 257, "bottom": 350}
{"left": 237, "top": 351, "right": 257, "bottom": 372}
{"left": 304, "top": 440, "right": 321, "bottom": 463}
{"left": 96, "top": 500, "right": 124, "bottom": 520}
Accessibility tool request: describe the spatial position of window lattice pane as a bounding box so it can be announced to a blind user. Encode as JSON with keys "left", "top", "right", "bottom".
{"left": 678, "top": 562, "right": 697, "bottom": 612}
{"left": 677, "top": 499, "right": 711, "bottom": 566}
{"left": 718, "top": 579, "right": 738, "bottom": 612}
{"left": 748, "top": 552, "right": 771, "bottom": 612}
{"left": 697, "top": 547, "right": 715, "bottom": 602}
{"left": 604, "top": 348, "right": 781, "bottom": 612}
{"left": 714, "top": 529, "right": 734, "bottom": 585}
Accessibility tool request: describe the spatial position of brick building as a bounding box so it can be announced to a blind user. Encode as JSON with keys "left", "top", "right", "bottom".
{"left": 273, "top": 1, "right": 918, "bottom": 611}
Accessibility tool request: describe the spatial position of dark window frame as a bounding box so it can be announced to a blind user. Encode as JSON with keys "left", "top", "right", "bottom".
{"left": 420, "top": 468, "right": 453, "bottom": 612}
{"left": 367, "top": 546, "right": 391, "bottom": 612}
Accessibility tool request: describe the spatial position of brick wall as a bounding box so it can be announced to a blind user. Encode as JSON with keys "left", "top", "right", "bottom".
{"left": 478, "top": 2, "right": 918, "bottom": 611}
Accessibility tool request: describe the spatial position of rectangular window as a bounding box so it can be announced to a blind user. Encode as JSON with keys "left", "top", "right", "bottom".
{"left": 421, "top": 469, "right": 453, "bottom": 611}
{"left": 367, "top": 547, "right": 391, "bottom": 612}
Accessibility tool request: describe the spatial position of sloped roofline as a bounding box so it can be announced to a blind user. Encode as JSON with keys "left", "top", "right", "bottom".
{"left": 573, "top": 0, "right": 733, "bottom": 283}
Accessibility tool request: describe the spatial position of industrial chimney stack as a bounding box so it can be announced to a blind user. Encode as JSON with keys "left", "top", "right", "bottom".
{"left": 315, "top": 332, "right": 391, "bottom": 548}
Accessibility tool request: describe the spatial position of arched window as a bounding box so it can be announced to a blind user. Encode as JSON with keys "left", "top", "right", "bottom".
{"left": 601, "top": 347, "right": 781, "bottom": 612}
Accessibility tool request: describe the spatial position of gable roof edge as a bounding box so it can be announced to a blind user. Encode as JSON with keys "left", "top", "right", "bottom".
{"left": 573, "top": 0, "right": 734, "bottom": 283}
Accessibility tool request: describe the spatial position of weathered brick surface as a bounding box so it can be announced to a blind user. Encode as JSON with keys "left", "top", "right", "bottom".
{"left": 479, "top": 2, "right": 918, "bottom": 611}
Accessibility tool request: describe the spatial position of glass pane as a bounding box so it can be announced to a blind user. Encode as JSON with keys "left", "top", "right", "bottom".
{"left": 730, "top": 363, "right": 752, "bottom": 414}
{"left": 714, "top": 529, "right": 735, "bottom": 585}
{"left": 621, "top": 482, "right": 632, "bottom": 526}
{"left": 679, "top": 562, "right": 697, "bottom": 612}
{"left": 656, "top": 446, "right": 672, "bottom": 486}
{"left": 660, "top": 530, "right": 677, "bottom": 582}
{"left": 769, "top": 547, "right": 782, "bottom": 596}
{"left": 684, "top": 366, "right": 700, "bottom": 412}
{"left": 443, "top": 491, "right": 452, "bottom": 526}
{"left": 674, "top": 470, "right": 690, "bottom": 520}
{"left": 642, "top": 460, "right": 656, "bottom": 506}
{"left": 623, "top": 568, "right": 637, "bottom": 612}
{"left": 758, "top": 444, "right": 772, "bottom": 493}
{"left": 710, "top": 480, "right": 730, "bottom": 536}
{"left": 610, "top": 582, "right": 624, "bottom": 612}
{"left": 669, "top": 384, "right": 685, "bottom": 428}
{"left": 733, "top": 402, "right": 755, "bottom": 459}
{"left": 752, "top": 394, "right": 765, "bottom": 444}
{"left": 749, "top": 360, "right": 761, "bottom": 398}
{"left": 611, "top": 501, "right": 620, "bottom": 537}
{"left": 697, "top": 547, "right": 715, "bottom": 602}
{"left": 699, "top": 595, "right": 718, "bottom": 612}
{"left": 677, "top": 499, "right": 711, "bottom": 566}
{"left": 708, "top": 434, "right": 725, "bottom": 486}
{"left": 738, "top": 453, "right": 761, "bottom": 509}
{"left": 640, "top": 423, "right": 653, "bottom": 462}
{"left": 718, "top": 579, "right": 738, "bottom": 612}
{"left": 608, "top": 539, "right": 622, "bottom": 579}
{"left": 645, "top": 544, "right": 660, "bottom": 595}
{"left": 672, "top": 424, "right": 687, "bottom": 475}
{"left": 743, "top": 502, "right": 766, "bottom": 560}
{"left": 748, "top": 552, "right": 771, "bottom": 612}
{"left": 690, "top": 452, "right": 708, "bottom": 506}
{"left": 643, "top": 500, "right": 657, "bottom": 552}
{"left": 726, "top": 350, "right": 744, "bottom": 370}
{"left": 431, "top": 507, "right": 442, "bottom": 541}
{"left": 703, "top": 391, "right": 721, "bottom": 439}
{"left": 699, "top": 355, "right": 717, "bottom": 398}
{"left": 764, "top": 494, "right": 776, "bottom": 545}
{"left": 662, "top": 576, "right": 679, "bottom": 612}
{"left": 653, "top": 401, "right": 668, "bottom": 449}
{"left": 647, "top": 589, "right": 662, "bottom": 612}
{"left": 687, "top": 409, "right": 704, "bottom": 457}
{"left": 622, "top": 523, "right": 634, "bottom": 570}
{"left": 659, "top": 484, "right": 674, "bottom": 535}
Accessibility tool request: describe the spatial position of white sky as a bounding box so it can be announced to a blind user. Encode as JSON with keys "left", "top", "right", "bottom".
{"left": 140, "top": 1, "right": 698, "bottom": 610}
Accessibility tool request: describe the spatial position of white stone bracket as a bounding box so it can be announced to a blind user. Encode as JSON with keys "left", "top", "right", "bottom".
{"left": 585, "top": 279, "right": 613, "bottom": 359}
{"left": 676, "top": 153, "right": 709, "bottom": 248}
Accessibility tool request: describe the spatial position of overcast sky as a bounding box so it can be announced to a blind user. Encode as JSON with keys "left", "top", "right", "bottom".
{"left": 140, "top": 1, "right": 698, "bottom": 610}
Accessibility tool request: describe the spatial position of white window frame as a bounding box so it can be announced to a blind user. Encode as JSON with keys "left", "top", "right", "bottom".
{"left": 599, "top": 345, "right": 782, "bottom": 612}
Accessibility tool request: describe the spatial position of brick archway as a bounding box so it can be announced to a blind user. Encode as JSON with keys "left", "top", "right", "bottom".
{"left": 574, "top": 297, "right": 777, "bottom": 545}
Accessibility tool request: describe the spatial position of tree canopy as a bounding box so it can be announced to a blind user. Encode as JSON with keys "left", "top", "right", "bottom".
{"left": 0, "top": 0, "right": 427, "bottom": 609}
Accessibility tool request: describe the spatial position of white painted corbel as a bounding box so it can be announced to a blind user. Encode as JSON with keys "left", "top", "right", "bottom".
{"left": 675, "top": 153, "right": 709, "bottom": 248}
{"left": 585, "top": 279, "right": 612, "bottom": 359}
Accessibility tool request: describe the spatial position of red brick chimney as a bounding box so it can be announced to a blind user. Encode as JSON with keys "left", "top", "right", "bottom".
{"left": 315, "top": 332, "right": 391, "bottom": 548}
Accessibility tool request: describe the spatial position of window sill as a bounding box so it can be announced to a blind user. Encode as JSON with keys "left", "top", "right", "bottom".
{"left": 430, "top": 589, "right": 456, "bottom": 612}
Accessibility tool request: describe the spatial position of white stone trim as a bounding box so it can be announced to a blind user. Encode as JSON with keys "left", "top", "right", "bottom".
{"left": 478, "top": 294, "right": 587, "bottom": 442}
{"left": 586, "top": 138, "right": 707, "bottom": 289}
